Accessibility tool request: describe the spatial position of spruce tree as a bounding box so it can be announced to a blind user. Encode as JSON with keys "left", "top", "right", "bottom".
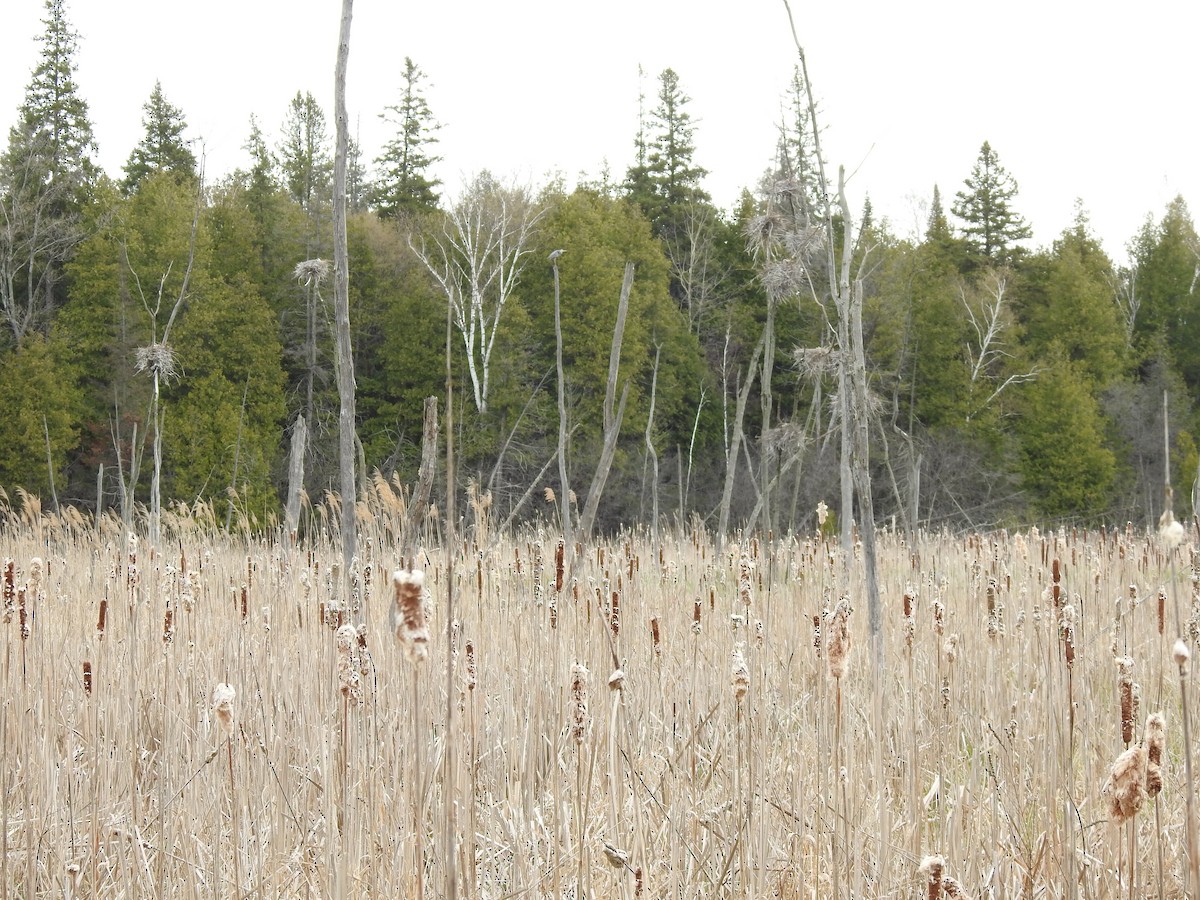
{"left": 123, "top": 81, "right": 197, "bottom": 191}
{"left": 372, "top": 57, "right": 441, "bottom": 219}
{"left": 624, "top": 68, "right": 709, "bottom": 239}
{"left": 0, "top": 0, "right": 96, "bottom": 343}
{"left": 952, "top": 141, "right": 1031, "bottom": 263}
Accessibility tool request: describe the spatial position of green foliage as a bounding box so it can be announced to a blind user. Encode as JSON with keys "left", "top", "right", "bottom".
{"left": 278, "top": 92, "right": 331, "bottom": 213}
{"left": 1016, "top": 350, "right": 1116, "bottom": 520}
{"left": 0, "top": 333, "right": 81, "bottom": 497}
{"left": 952, "top": 141, "right": 1031, "bottom": 264}
{"left": 1018, "top": 211, "right": 1126, "bottom": 388}
{"left": 163, "top": 276, "right": 286, "bottom": 519}
{"left": 122, "top": 81, "right": 197, "bottom": 191}
{"left": 372, "top": 58, "right": 441, "bottom": 219}
{"left": 1131, "top": 197, "right": 1200, "bottom": 389}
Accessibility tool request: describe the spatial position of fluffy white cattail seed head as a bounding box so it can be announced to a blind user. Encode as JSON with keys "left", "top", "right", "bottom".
{"left": 212, "top": 683, "right": 236, "bottom": 738}
{"left": 391, "top": 569, "right": 430, "bottom": 662}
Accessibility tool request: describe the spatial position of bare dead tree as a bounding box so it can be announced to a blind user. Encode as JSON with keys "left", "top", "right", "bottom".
{"left": 664, "top": 202, "right": 729, "bottom": 335}
{"left": 332, "top": 0, "right": 357, "bottom": 618}
{"left": 961, "top": 269, "right": 1038, "bottom": 419}
{"left": 410, "top": 174, "right": 543, "bottom": 413}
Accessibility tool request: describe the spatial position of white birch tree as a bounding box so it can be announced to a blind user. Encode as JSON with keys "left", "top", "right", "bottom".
{"left": 411, "top": 172, "right": 543, "bottom": 413}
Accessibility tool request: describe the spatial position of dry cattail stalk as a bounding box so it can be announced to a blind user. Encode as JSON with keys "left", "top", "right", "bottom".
{"left": 390, "top": 569, "right": 430, "bottom": 663}
{"left": 212, "top": 683, "right": 236, "bottom": 739}
{"left": 570, "top": 663, "right": 589, "bottom": 743}
{"left": 1103, "top": 743, "right": 1148, "bottom": 823}
{"left": 1117, "top": 656, "right": 1135, "bottom": 746}
{"left": 731, "top": 644, "right": 750, "bottom": 703}
{"left": 1145, "top": 712, "right": 1166, "bottom": 798}
{"left": 827, "top": 598, "right": 852, "bottom": 680}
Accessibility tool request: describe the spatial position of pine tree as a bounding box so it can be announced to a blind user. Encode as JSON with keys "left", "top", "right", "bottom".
{"left": 952, "top": 141, "right": 1031, "bottom": 263}
{"left": 0, "top": 0, "right": 96, "bottom": 343}
{"left": 372, "top": 57, "right": 441, "bottom": 219}
{"left": 122, "top": 81, "right": 197, "bottom": 191}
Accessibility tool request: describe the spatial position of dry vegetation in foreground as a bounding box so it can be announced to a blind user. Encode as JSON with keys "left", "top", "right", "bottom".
{"left": 1, "top": 490, "right": 1200, "bottom": 898}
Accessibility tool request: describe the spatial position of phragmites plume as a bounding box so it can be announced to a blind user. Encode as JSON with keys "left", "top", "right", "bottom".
{"left": 543, "top": 486, "right": 556, "bottom": 504}
{"left": 212, "top": 683, "right": 236, "bottom": 738}
{"left": 293, "top": 257, "right": 331, "bottom": 288}
{"left": 816, "top": 500, "right": 829, "bottom": 530}
{"left": 1103, "top": 743, "right": 1148, "bottom": 824}
{"left": 570, "top": 663, "right": 589, "bottom": 744}
{"left": 390, "top": 569, "right": 430, "bottom": 663}
{"left": 731, "top": 643, "right": 750, "bottom": 703}
{"left": 1145, "top": 712, "right": 1166, "bottom": 798}
{"left": 827, "top": 597, "right": 852, "bottom": 680}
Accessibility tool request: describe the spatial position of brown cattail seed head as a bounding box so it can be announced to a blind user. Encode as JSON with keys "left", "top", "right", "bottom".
{"left": 212, "top": 683, "right": 236, "bottom": 738}
{"left": 1118, "top": 656, "right": 1135, "bottom": 745}
{"left": 692, "top": 599, "right": 702, "bottom": 634}
{"left": 465, "top": 640, "right": 476, "bottom": 691}
{"left": 827, "top": 598, "right": 852, "bottom": 680}
{"left": 919, "top": 855, "right": 944, "bottom": 899}
{"left": 391, "top": 569, "right": 430, "bottom": 663}
{"left": 1103, "top": 744, "right": 1147, "bottom": 823}
{"left": 1174, "top": 638, "right": 1191, "bottom": 673}
{"left": 570, "top": 663, "right": 589, "bottom": 743}
{"left": 650, "top": 617, "right": 661, "bottom": 656}
{"left": 731, "top": 643, "right": 750, "bottom": 702}
{"left": 1145, "top": 712, "right": 1166, "bottom": 797}
{"left": 82, "top": 661, "right": 92, "bottom": 696}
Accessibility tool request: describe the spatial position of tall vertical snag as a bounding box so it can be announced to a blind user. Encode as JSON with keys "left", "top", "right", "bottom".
{"left": 332, "top": 0, "right": 357, "bottom": 619}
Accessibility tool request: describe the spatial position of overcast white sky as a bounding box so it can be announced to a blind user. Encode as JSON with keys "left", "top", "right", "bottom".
{"left": 2, "top": 0, "right": 1196, "bottom": 264}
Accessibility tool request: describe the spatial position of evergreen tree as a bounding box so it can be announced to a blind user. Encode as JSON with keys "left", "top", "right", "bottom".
{"left": 1130, "top": 196, "right": 1200, "bottom": 390}
{"left": 0, "top": 0, "right": 96, "bottom": 344}
{"left": 952, "top": 141, "right": 1031, "bottom": 263}
{"left": 279, "top": 91, "right": 332, "bottom": 213}
{"left": 122, "top": 81, "right": 197, "bottom": 191}
{"left": 1019, "top": 207, "right": 1126, "bottom": 388}
{"left": 372, "top": 57, "right": 441, "bottom": 219}
{"left": 624, "top": 68, "right": 709, "bottom": 240}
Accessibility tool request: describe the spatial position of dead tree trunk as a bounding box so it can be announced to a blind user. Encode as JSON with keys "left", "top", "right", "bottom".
{"left": 332, "top": 0, "right": 358, "bottom": 617}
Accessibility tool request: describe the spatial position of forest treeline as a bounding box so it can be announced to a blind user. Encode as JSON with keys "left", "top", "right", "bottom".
{"left": 1, "top": 0, "right": 1197, "bottom": 535}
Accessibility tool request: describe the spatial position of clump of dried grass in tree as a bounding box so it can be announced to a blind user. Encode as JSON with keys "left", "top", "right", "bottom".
{"left": 390, "top": 569, "right": 429, "bottom": 662}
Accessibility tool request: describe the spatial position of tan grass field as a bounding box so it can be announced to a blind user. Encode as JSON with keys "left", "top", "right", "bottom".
{"left": 1, "top": 493, "right": 1198, "bottom": 898}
